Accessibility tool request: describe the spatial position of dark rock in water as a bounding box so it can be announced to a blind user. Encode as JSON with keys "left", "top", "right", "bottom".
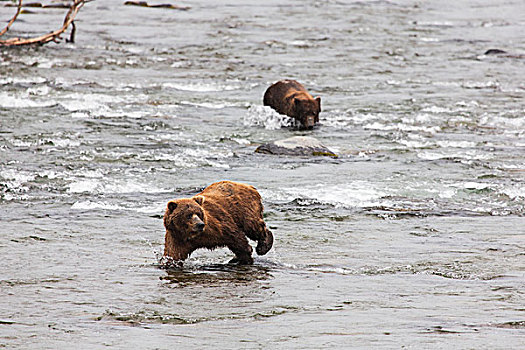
{"left": 124, "top": 1, "right": 191, "bottom": 10}
{"left": 484, "top": 49, "right": 507, "bottom": 55}
{"left": 482, "top": 49, "right": 525, "bottom": 59}
{"left": 255, "top": 136, "right": 337, "bottom": 157}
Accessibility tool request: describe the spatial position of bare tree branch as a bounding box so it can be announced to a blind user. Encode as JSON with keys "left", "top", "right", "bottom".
{"left": 66, "top": 20, "right": 76, "bottom": 43}
{"left": 0, "top": 0, "right": 23, "bottom": 37}
{"left": 0, "top": 0, "right": 92, "bottom": 47}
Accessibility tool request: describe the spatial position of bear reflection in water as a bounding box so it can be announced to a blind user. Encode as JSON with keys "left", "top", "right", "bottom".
{"left": 163, "top": 181, "right": 274, "bottom": 267}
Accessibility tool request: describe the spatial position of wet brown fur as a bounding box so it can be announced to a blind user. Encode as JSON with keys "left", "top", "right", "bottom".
{"left": 163, "top": 181, "right": 273, "bottom": 265}
{"left": 263, "top": 80, "right": 321, "bottom": 129}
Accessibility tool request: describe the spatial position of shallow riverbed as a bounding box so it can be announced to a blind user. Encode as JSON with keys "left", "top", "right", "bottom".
{"left": 1, "top": 0, "right": 524, "bottom": 348}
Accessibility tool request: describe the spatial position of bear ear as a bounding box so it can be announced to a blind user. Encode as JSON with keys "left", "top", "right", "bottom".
{"left": 167, "top": 201, "right": 177, "bottom": 212}
{"left": 316, "top": 97, "right": 321, "bottom": 112}
{"left": 193, "top": 195, "right": 205, "bottom": 206}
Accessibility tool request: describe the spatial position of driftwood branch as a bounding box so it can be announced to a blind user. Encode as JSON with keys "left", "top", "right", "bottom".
{"left": 0, "top": 0, "right": 23, "bottom": 37}
{"left": 0, "top": 0, "right": 91, "bottom": 47}
{"left": 66, "top": 20, "right": 76, "bottom": 43}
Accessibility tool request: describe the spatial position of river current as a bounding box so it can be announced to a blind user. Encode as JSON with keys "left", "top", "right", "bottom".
{"left": 1, "top": 0, "right": 524, "bottom": 348}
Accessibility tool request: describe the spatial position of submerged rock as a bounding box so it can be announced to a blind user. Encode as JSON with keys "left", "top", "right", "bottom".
{"left": 484, "top": 49, "right": 507, "bottom": 55}
{"left": 482, "top": 49, "right": 525, "bottom": 59}
{"left": 123, "top": 1, "right": 191, "bottom": 10}
{"left": 255, "top": 136, "right": 337, "bottom": 157}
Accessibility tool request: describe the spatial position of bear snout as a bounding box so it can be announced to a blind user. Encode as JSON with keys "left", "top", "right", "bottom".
{"left": 303, "top": 115, "right": 316, "bottom": 129}
{"left": 190, "top": 214, "right": 205, "bottom": 234}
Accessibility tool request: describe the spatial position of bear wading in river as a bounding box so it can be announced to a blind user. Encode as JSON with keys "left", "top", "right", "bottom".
{"left": 263, "top": 79, "right": 321, "bottom": 129}
{"left": 163, "top": 181, "right": 274, "bottom": 265}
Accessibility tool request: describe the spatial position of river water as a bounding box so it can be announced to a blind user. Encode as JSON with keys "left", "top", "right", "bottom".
{"left": 1, "top": 0, "right": 524, "bottom": 348}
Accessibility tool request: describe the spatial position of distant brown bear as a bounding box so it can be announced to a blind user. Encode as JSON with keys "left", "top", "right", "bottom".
{"left": 163, "top": 181, "right": 274, "bottom": 265}
{"left": 263, "top": 80, "right": 321, "bottom": 129}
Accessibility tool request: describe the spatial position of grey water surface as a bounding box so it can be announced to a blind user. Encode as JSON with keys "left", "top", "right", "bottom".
{"left": 1, "top": 0, "right": 524, "bottom": 348}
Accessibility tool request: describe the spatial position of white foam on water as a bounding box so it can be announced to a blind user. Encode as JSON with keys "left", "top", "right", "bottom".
{"left": 417, "top": 150, "right": 489, "bottom": 161}
{"left": 416, "top": 21, "right": 454, "bottom": 27}
{"left": 0, "top": 169, "right": 36, "bottom": 185}
{"left": 36, "top": 170, "right": 60, "bottom": 180}
{"left": 71, "top": 201, "right": 123, "bottom": 211}
{"left": 68, "top": 179, "right": 99, "bottom": 193}
{"left": 163, "top": 81, "right": 242, "bottom": 92}
{"left": 52, "top": 76, "right": 98, "bottom": 88}
{"left": 396, "top": 139, "right": 433, "bottom": 148}
{"left": 71, "top": 200, "right": 164, "bottom": 214}
{"left": 436, "top": 140, "right": 477, "bottom": 148}
{"left": 146, "top": 132, "right": 186, "bottom": 142}
{"left": 205, "top": 160, "right": 230, "bottom": 169}
{"left": 180, "top": 101, "right": 238, "bottom": 109}
{"left": 0, "top": 169, "right": 34, "bottom": 199}
{"left": 412, "top": 113, "right": 436, "bottom": 123}
{"left": 384, "top": 181, "right": 457, "bottom": 201}
{"left": 258, "top": 188, "right": 296, "bottom": 202}
{"left": 10, "top": 139, "right": 33, "bottom": 148}
{"left": 141, "top": 147, "right": 231, "bottom": 169}
{"left": 437, "top": 187, "right": 457, "bottom": 199}
{"left": 348, "top": 112, "right": 382, "bottom": 124}
{"left": 479, "top": 114, "right": 525, "bottom": 129}
{"left": 71, "top": 112, "right": 90, "bottom": 119}
{"left": 60, "top": 100, "right": 107, "bottom": 113}
{"left": 2, "top": 193, "right": 29, "bottom": 201}
{"left": 431, "top": 80, "right": 500, "bottom": 91}
{"left": 364, "top": 121, "right": 440, "bottom": 134}
{"left": 104, "top": 110, "right": 145, "bottom": 119}
{"left": 27, "top": 85, "right": 51, "bottom": 96}
{"left": 0, "top": 76, "right": 47, "bottom": 85}
{"left": 501, "top": 186, "right": 525, "bottom": 200}
{"left": 420, "top": 37, "right": 440, "bottom": 42}
{"left": 421, "top": 106, "right": 453, "bottom": 113}
{"left": 417, "top": 151, "right": 454, "bottom": 161}
{"left": 59, "top": 92, "right": 124, "bottom": 113}
{"left": 454, "top": 182, "right": 492, "bottom": 191}
{"left": 36, "top": 58, "right": 61, "bottom": 69}
{"left": 243, "top": 105, "right": 295, "bottom": 130}
{"left": 267, "top": 182, "right": 385, "bottom": 208}
{"left": 0, "top": 92, "right": 57, "bottom": 108}
{"left": 385, "top": 80, "right": 404, "bottom": 86}
{"left": 41, "top": 138, "right": 81, "bottom": 148}
{"left": 137, "top": 202, "right": 167, "bottom": 214}
{"left": 432, "top": 81, "right": 461, "bottom": 88}
{"left": 323, "top": 111, "right": 385, "bottom": 129}
{"left": 461, "top": 81, "right": 500, "bottom": 89}
{"left": 500, "top": 163, "right": 525, "bottom": 171}
{"left": 13, "top": 56, "right": 49, "bottom": 68}
{"left": 74, "top": 169, "right": 105, "bottom": 178}
{"left": 290, "top": 40, "right": 311, "bottom": 47}
{"left": 455, "top": 100, "right": 480, "bottom": 108}
{"left": 307, "top": 266, "right": 357, "bottom": 275}
{"left": 67, "top": 178, "right": 168, "bottom": 194}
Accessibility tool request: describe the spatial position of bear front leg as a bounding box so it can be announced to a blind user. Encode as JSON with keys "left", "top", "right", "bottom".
{"left": 226, "top": 234, "right": 254, "bottom": 265}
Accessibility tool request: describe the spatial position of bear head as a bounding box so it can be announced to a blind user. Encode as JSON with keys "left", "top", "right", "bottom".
{"left": 163, "top": 196, "right": 206, "bottom": 242}
{"left": 293, "top": 93, "right": 321, "bottom": 129}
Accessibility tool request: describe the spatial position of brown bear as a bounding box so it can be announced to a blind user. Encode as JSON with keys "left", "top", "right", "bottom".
{"left": 263, "top": 79, "right": 321, "bottom": 129}
{"left": 163, "top": 181, "right": 273, "bottom": 266}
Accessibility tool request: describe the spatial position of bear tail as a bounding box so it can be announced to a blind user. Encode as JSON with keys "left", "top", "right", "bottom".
{"left": 256, "top": 227, "right": 273, "bottom": 255}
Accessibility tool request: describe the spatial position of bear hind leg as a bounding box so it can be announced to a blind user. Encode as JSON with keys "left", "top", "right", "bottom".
{"left": 245, "top": 220, "right": 273, "bottom": 256}
{"left": 256, "top": 227, "right": 273, "bottom": 256}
